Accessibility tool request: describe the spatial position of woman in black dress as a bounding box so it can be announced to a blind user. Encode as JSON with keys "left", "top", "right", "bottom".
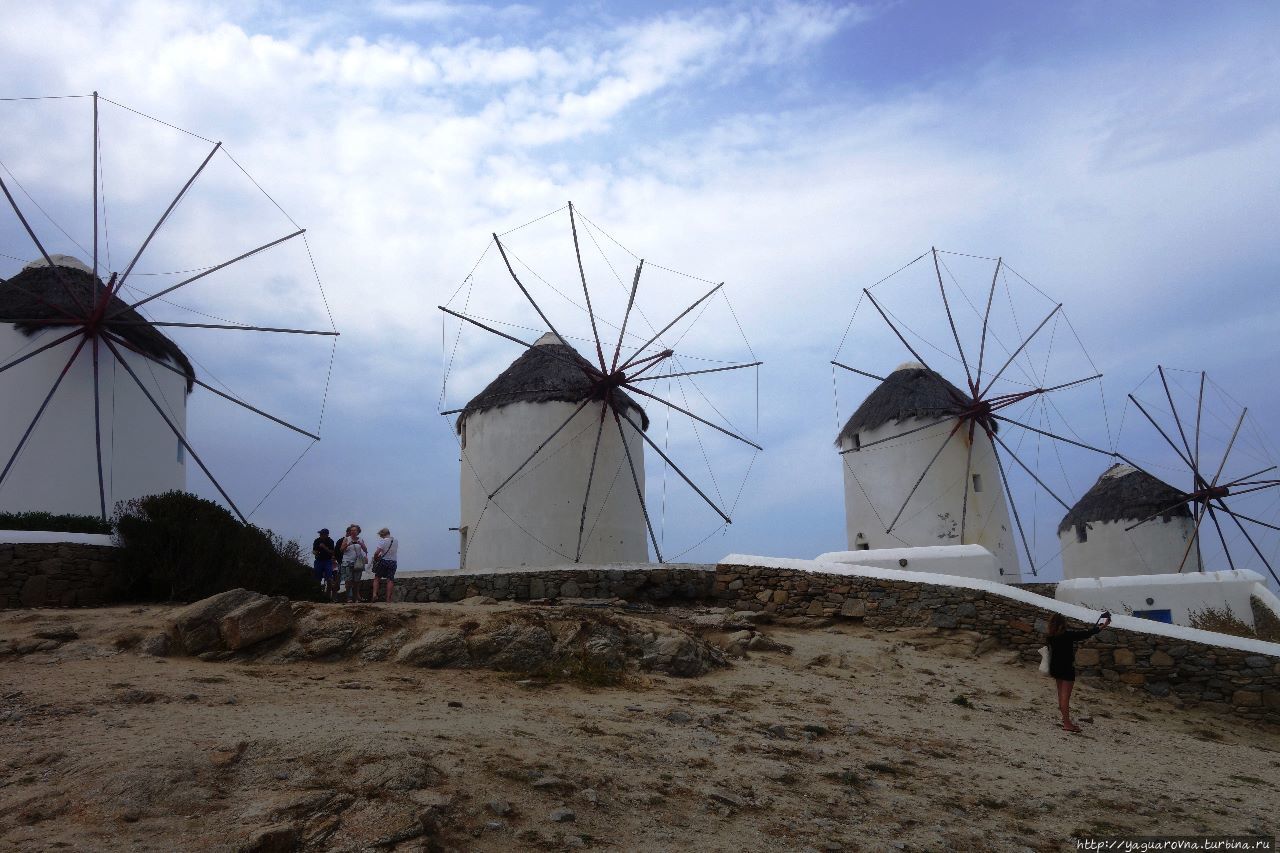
{"left": 1046, "top": 611, "right": 1110, "bottom": 732}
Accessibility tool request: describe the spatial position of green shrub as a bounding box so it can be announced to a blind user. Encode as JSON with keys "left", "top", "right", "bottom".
{"left": 1187, "top": 602, "right": 1280, "bottom": 643}
{"left": 113, "top": 491, "right": 322, "bottom": 603}
{"left": 0, "top": 511, "right": 112, "bottom": 534}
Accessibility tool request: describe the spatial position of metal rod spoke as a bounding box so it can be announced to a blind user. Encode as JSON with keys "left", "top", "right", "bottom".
{"left": 1224, "top": 483, "right": 1280, "bottom": 497}
{"left": 1194, "top": 371, "right": 1205, "bottom": 472}
{"left": 610, "top": 261, "right": 643, "bottom": 373}
{"left": 830, "top": 361, "right": 886, "bottom": 383}
{"left": 959, "top": 421, "right": 975, "bottom": 542}
{"left": 101, "top": 336, "right": 247, "bottom": 523}
{"left": 487, "top": 398, "right": 593, "bottom": 500}
{"left": 885, "top": 422, "right": 961, "bottom": 534}
{"left": 92, "top": 91, "right": 100, "bottom": 302}
{"left": 987, "top": 373, "right": 1103, "bottom": 409}
{"left": 1222, "top": 465, "right": 1277, "bottom": 487}
{"left": 979, "top": 303, "right": 1062, "bottom": 399}
{"left": 991, "top": 414, "right": 1124, "bottom": 461}
{"left": 1121, "top": 496, "right": 1197, "bottom": 533}
{"left": 611, "top": 405, "right": 664, "bottom": 562}
{"left": 624, "top": 384, "right": 763, "bottom": 450}
{"left": 0, "top": 337, "right": 88, "bottom": 487}
{"left": 575, "top": 406, "right": 608, "bottom": 562}
{"left": 0, "top": 328, "right": 83, "bottom": 377}
{"left": 568, "top": 202, "right": 607, "bottom": 371}
{"left": 631, "top": 361, "right": 762, "bottom": 383}
{"left": 990, "top": 437, "right": 1036, "bottom": 576}
{"left": 1175, "top": 501, "right": 1208, "bottom": 573}
{"left": 616, "top": 405, "right": 731, "bottom": 525}
{"left": 102, "top": 331, "right": 321, "bottom": 440}
{"left": 1209, "top": 408, "right": 1247, "bottom": 487}
{"left": 116, "top": 229, "right": 306, "bottom": 316}
{"left": 989, "top": 430, "right": 1073, "bottom": 512}
{"left": 619, "top": 281, "right": 724, "bottom": 373}
{"left": 1215, "top": 506, "right": 1280, "bottom": 533}
{"left": 933, "top": 247, "right": 973, "bottom": 394}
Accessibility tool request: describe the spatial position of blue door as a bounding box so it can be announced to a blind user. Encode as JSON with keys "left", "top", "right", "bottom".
{"left": 1132, "top": 608, "right": 1173, "bottom": 624}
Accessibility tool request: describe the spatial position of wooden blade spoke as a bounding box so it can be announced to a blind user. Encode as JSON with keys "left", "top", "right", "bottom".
{"left": 0, "top": 327, "right": 84, "bottom": 377}
{"left": 438, "top": 306, "right": 599, "bottom": 378}
{"left": 886, "top": 421, "right": 961, "bottom": 534}
{"left": 987, "top": 373, "right": 1103, "bottom": 409}
{"left": 0, "top": 336, "right": 89, "bottom": 487}
{"left": 830, "top": 361, "right": 887, "bottom": 383}
{"left": 975, "top": 258, "right": 1000, "bottom": 388}
{"left": 933, "top": 248, "right": 973, "bottom": 394}
{"left": 100, "top": 331, "right": 321, "bottom": 441}
{"left": 492, "top": 232, "right": 573, "bottom": 360}
{"left": 90, "top": 336, "right": 107, "bottom": 521}
{"left": 615, "top": 405, "right": 731, "bottom": 525}
{"left": 610, "top": 261, "right": 643, "bottom": 373}
{"left": 624, "top": 384, "right": 762, "bottom": 451}
{"left": 1175, "top": 501, "right": 1208, "bottom": 573}
{"left": 611, "top": 405, "right": 664, "bottom": 562}
{"left": 1209, "top": 407, "right": 1247, "bottom": 488}
{"left": 959, "top": 421, "right": 976, "bottom": 542}
{"left": 979, "top": 303, "right": 1061, "bottom": 399}
{"left": 631, "top": 361, "right": 761, "bottom": 383}
{"left": 487, "top": 398, "right": 593, "bottom": 501}
{"left": 0, "top": 176, "right": 88, "bottom": 317}
{"left": 114, "top": 141, "right": 222, "bottom": 298}
{"left": 1222, "top": 465, "right": 1277, "bottom": 488}
{"left": 575, "top": 406, "right": 609, "bottom": 563}
{"left": 101, "top": 335, "right": 247, "bottom": 523}
{"left": 1127, "top": 394, "right": 1196, "bottom": 472}
{"left": 112, "top": 321, "right": 337, "bottom": 336}
{"left": 863, "top": 289, "right": 968, "bottom": 408}
{"left": 568, "top": 202, "right": 607, "bottom": 371}
{"left": 1157, "top": 365, "right": 1200, "bottom": 486}
{"left": 990, "top": 438, "right": 1036, "bottom": 576}
{"left": 1204, "top": 505, "right": 1236, "bottom": 572}
{"left": 115, "top": 228, "right": 306, "bottom": 316}
{"left": 839, "top": 419, "right": 948, "bottom": 455}
{"left": 1194, "top": 371, "right": 1205, "bottom": 472}
{"left": 1214, "top": 499, "right": 1280, "bottom": 585}
{"left": 988, "top": 430, "right": 1072, "bottom": 512}
{"left": 618, "top": 281, "right": 723, "bottom": 373}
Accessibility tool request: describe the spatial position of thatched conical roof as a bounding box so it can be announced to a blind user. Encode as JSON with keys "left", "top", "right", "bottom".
{"left": 837, "top": 362, "right": 981, "bottom": 446}
{"left": 1057, "top": 463, "right": 1191, "bottom": 534}
{"left": 457, "top": 333, "right": 648, "bottom": 432}
{"left": 1, "top": 260, "right": 195, "bottom": 391}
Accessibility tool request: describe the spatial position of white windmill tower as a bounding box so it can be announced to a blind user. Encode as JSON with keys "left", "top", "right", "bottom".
{"left": 1057, "top": 462, "right": 1200, "bottom": 580}
{"left": 836, "top": 361, "right": 1022, "bottom": 580}
{"left": 455, "top": 332, "right": 650, "bottom": 570}
{"left": 0, "top": 256, "right": 191, "bottom": 517}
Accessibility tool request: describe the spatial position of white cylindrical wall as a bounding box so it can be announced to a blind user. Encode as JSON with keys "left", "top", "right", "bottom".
{"left": 459, "top": 400, "right": 648, "bottom": 569}
{"left": 1059, "top": 516, "right": 1202, "bottom": 579}
{"left": 0, "top": 323, "right": 187, "bottom": 517}
{"left": 840, "top": 416, "right": 1022, "bottom": 582}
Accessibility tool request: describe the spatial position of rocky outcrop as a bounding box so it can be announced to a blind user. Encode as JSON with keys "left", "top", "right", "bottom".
{"left": 160, "top": 589, "right": 296, "bottom": 656}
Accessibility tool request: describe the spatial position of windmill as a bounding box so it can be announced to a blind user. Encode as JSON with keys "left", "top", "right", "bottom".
{"left": 831, "top": 248, "right": 1117, "bottom": 579}
{"left": 0, "top": 93, "right": 336, "bottom": 524}
{"left": 1113, "top": 367, "right": 1280, "bottom": 586}
{"left": 439, "top": 202, "right": 760, "bottom": 568}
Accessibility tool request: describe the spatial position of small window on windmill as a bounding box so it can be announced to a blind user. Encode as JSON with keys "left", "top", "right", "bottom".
{"left": 852, "top": 432, "right": 861, "bottom": 451}
{"left": 460, "top": 423, "right": 467, "bottom": 451}
{"left": 854, "top": 533, "right": 870, "bottom": 551}
{"left": 971, "top": 473, "right": 983, "bottom": 493}
{"left": 1075, "top": 523, "right": 1087, "bottom": 543}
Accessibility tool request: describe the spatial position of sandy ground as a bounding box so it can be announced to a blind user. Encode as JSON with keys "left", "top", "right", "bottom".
{"left": 1, "top": 601, "right": 1277, "bottom": 852}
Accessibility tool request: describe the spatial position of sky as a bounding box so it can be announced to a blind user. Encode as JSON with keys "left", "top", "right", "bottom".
{"left": 1, "top": 0, "right": 1279, "bottom": 580}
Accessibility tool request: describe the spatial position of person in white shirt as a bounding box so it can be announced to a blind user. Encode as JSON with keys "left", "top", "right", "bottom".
{"left": 337, "top": 524, "right": 368, "bottom": 603}
{"left": 371, "top": 527, "right": 399, "bottom": 603}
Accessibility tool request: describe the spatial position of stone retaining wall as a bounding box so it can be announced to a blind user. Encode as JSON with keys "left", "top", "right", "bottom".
{"left": 0, "top": 542, "right": 119, "bottom": 608}
{"left": 396, "top": 565, "right": 714, "bottom": 605}
{"left": 713, "top": 562, "right": 1280, "bottom": 723}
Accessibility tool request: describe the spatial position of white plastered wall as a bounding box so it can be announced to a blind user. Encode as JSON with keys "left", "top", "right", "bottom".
{"left": 0, "top": 323, "right": 187, "bottom": 517}
{"left": 840, "top": 416, "right": 1022, "bottom": 582}
{"left": 1059, "top": 516, "right": 1202, "bottom": 579}
{"left": 1056, "top": 570, "right": 1280, "bottom": 629}
{"left": 815, "top": 543, "right": 1001, "bottom": 582}
{"left": 459, "top": 399, "right": 648, "bottom": 569}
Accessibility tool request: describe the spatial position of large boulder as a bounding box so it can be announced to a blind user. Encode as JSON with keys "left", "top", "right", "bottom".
{"left": 396, "top": 627, "right": 471, "bottom": 668}
{"left": 168, "top": 589, "right": 294, "bottom": 655}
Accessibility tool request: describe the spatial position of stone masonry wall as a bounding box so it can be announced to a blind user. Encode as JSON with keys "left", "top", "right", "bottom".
{"left": 397, "top": 562, "right": 1279, "bottom": 722}
{"left": 0, "top": 542, "right": 119, "bottom": 608}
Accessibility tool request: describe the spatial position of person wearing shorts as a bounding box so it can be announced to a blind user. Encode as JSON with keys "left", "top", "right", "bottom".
{"left": 371, "top": 527, "right": 399, "bottom": 603}
{"left": 337, "top": 524, "right": 367, "bottom": 603}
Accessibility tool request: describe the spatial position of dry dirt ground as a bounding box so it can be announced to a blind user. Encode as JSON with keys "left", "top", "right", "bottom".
{"left": 1, "top": 601, "right": 1277, "bottom": 852}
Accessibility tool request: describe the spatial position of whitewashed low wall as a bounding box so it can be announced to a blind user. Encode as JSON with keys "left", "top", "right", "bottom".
{"left": 815, "top": 544, "right": 1002, "bottom": 583}
{"left": 1056, "top": 570, "right": 1280, "bottom": 629}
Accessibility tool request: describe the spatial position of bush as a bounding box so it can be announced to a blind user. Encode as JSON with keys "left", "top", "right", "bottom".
{"left": 1186, "top": 602, "right": 1280, "bottom": 643}
{"left": 0, "top": 511, "right": 112, "bottom": 534}
{"left": 113, "top": 491, "right": 323, "bottom": 603}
